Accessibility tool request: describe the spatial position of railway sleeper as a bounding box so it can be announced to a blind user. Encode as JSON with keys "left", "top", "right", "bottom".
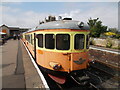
{"left": 70, "top": 70, "right": 90, "bottom": 86}
{"left": 71, "top": 75, "right": 90, "bottom": 85}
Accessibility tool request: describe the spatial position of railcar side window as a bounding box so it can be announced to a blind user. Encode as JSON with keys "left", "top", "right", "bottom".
{"left": 86, "top": 35, "right": 89, "bottom": 49}
{"left": 36, "top": 34, "right": 43, "bottom": 48}
{"left": 31, "top": 34, "right": 33, "bottom": 45}
{"left": 28, "top": 35, "right": 30, "bottom": 43}
{"left": 25, "top": 35, "right": 27, "bottom": 40}
{"left": 56, "top": 34, "right": 70, "bottom": 50}
{"left": 45, "top": 34, "right": 55, "bottom": 49}
{"left": 25, "top": 35, "right": 30, "bottom": 43}
{"left": 74, "top": 34, "right": 85, "bottom": 49}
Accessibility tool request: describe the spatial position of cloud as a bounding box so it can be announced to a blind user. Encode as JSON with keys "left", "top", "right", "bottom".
{"left": 59, "top": 6, "right": 118, "bottom": 28}
{"left": 1, "top": 6, "right": 50, "bottom": 28}
{"left": 1, "top": 3, "right": 118, "bottom": 29}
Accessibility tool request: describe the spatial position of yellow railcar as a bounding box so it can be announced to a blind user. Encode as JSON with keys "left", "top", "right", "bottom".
{"left": 22, "top": 19, "right": 90, "bottom": 84}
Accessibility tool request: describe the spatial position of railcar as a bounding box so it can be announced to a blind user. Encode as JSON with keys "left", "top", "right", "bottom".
{"left": 22, "top": 19, "right": 90, "bottom": 84}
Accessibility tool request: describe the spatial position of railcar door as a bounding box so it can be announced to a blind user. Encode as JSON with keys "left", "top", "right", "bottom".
{"left": 55, "top": 34, "right": 71, "bottom": 72}
{"left": 70, "top": 34, "right": 88, "bottom": 71}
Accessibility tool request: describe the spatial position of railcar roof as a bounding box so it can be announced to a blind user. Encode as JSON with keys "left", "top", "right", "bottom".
{"left": 24, "top": 20, "right": 90, "bottom": 33}
{"left": 23, "top": 27, "right": 35, "bottom": 33}
{"left": 36, "top": 20, "right": 89, "bottom": 30}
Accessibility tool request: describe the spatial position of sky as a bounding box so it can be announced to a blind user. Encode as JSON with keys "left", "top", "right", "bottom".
{"left": 0, "top": 1, "right": 119, "bottom": 29}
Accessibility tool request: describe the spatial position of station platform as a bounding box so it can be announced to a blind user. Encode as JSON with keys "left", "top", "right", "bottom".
{"left": 1, "top": 39, "right": 47, "bottom": 89}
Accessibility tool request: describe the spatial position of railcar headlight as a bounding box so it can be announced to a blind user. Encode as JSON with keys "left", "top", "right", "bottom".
{"left": 49, "top": 62, "right": 62, "bottom": 70}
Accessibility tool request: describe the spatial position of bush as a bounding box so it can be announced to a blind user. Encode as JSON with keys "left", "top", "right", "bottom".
{"left": 106, "top": 42, "right": 112, "bottom": 48}
{"left": 90, "top": 38, "right": 96, "bottom": 45}
{"left": 112, "top": 47, "right": 120, "bottom": 50}
{"left": 106, "top": 39, "right": 112, "bottom": 48}
{"left": 115, "top": 34, "right": 120, "bottom": 39}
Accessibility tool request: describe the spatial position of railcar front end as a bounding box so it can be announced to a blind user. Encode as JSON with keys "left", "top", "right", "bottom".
{"left": 22, "top": 20, "right": 90, "bottom": 84}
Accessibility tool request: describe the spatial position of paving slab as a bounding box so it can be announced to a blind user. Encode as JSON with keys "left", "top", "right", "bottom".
{"left": 20, "top": 40, "right": 46, "bottom": 89}
{"left": 1, "top": 39, "right": 47, "bottom": 89}
{"left": 2, "top": 39, "right": 25, "bottom": 89}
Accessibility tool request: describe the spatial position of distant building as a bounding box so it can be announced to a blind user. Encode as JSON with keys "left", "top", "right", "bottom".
{"left": 0, "top": 24, "right": 29, "bottom": 37}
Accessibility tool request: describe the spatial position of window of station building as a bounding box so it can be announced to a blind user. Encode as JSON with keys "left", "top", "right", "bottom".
{"left": 74, "top": 34, "right": 85, "bottom": 49}
{"left": 36, "top": 34, "right": 43, "bottom": 48}
{"left": 45, "top": 34, "right": 55, "bottom": 49}
{"left": 86, "top": 35, "right": 89, "bottom": 49}
{"left": 56, "top": 34, "right": 70, "bottom": 50}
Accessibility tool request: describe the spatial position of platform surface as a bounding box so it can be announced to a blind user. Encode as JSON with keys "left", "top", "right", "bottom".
{"left": 1, "top": 39, "right": 45, "bottom": 89}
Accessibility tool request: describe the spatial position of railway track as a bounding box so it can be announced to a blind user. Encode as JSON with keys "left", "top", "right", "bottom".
{"left": 38, "top": 63, "right": 98, "bottom": 90}
{"left": 86, "top": 61, "right": 120, "bottom": 89}
{"left": 37, "top": 58, "right": 120, "bottom": 90}
{"left": 89, "top": 61, "right": 120, "bottom": 80}
{"left": 23, "top": 40, "right": 119, "bottom": 90}
{"left": 29, "top": 52, "right": 119, "bottom": 90}
{"left": 90, "top": 46, "right": 120, "bottom": 55}
{"left": 46, "top": 61, "right": 120, "bottom": 90}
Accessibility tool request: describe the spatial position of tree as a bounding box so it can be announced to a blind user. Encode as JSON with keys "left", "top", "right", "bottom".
{"left": 87, "top": 18, "right": 99, "bottom": 28}
{"left": 108, "top": 28, "right": 118, "bottom": 33}
{"left": 87, "top": 18, "right": 107, "bottom": 38}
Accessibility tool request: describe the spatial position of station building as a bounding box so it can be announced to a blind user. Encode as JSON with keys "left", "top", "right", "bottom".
{"left": 0, "top": 24, "right": 29, "bottom": 38}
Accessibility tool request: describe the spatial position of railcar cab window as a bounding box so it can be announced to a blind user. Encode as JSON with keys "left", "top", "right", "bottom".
{"left": 86, "top": 35, "right": 89, "bottom": 49}
{"left": 45, "top": 34, "right": 55, "bottom": 49}
{"left": 36, "top": 34, "right": 43, "bottom": 48}
{"left": 74, "top": 34, "right": 85, "bottom": 49}
{"left": 56, "top": 34, "right": 70, "bottom": 50}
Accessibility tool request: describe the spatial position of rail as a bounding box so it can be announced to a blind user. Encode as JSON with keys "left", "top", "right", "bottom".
{"left": 90, "top": 46, "right": 120, "bottom": 54}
